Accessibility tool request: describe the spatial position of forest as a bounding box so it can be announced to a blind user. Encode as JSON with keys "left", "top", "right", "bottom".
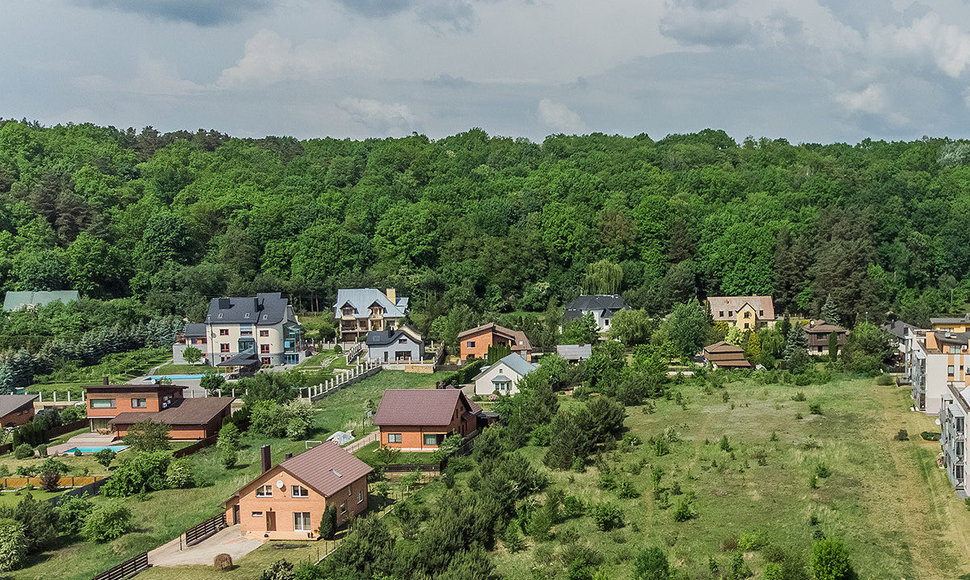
{"left": 0, "top": 119, "right": 968, "bottom": 336}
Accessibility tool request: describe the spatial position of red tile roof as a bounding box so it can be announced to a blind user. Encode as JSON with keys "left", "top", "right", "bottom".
{"left": 278, "top": 441, "right": 373, "bottom": 497}
{"left": 373, "top": 389, "right": 481, "bottom": 427}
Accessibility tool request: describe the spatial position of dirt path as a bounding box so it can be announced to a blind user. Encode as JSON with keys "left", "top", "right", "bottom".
{"left": 876, "top": 385, "right": 970, "bottom": 579}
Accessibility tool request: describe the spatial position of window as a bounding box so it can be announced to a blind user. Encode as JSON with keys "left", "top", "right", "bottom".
{"left": 219, "top": 329, "right": 229, "bottom": 336}
{"left": 424, "top": 433, "right": 441, "bottom": 446}
{"left": 950, "top": 365, "right": 956, "bottom": 377}
{"left": 743, "top": 323, "right": 750, "bottom": 330}
{"left": 387, "top": 433, "right": 402, "bottom": 444}
{"left": 260, "top": 344, "right": 270, "bottom": 354}
{"left": 466, "top": 341, "right": 475, "bottom": 348}
{"left": 340, "top": 503, "right": 347, "bottom": 515}
{"left": 256, "top": 485, "right": 273, "bottom": 497}
{"left": 293, "top": 512, "right": 312, "bottom": 531}
{"left": 952, "top": 346, "right": 962, "bottom": 354}
{"left": 260, "top": 330, "right": 270, "bottom": 337}
{"left": 221, "top": 343, "right": 230, "bottom": 353}
{"left": 719, "top": 311, "right": 724, "bottom": 317}
{"left": 291, "top": 485, "right": 308, "bottom": 497}
{"left": 357, "top": 490, "right": 364, "bottom": 504}
{"left": 252, "top": 511, "right": 263, "bottom": 517}
{"left": 261, "top": 357, "right": 271, "bottom": 366}
{"left": 131, "top": 398, "right": 147, "bottom": 408}
{"left": 759, "top": 310, "right": 764, "bottom": 316}
{"left": 728, "top": 311, "right": 734, "bottom": 317}
{"left": 399, "top": 339, "right": 408, "bottom": 344}
{"left": 604, "top": 319, "right": 610, "bottom": 327}
{"left": 743, "top": 311, "right": 751, "bottom": 319}
{"left": 817, "top": 346, "right": 823, "bottom": 353}
{"left": 90, "top": 399, "right": 115, "bottom": 409}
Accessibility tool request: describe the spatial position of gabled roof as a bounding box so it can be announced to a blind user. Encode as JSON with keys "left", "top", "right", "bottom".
{"left": 373, "top": 389, "right": 481, "bottom": 427}
{"left": 884, "top": 320, "right": 917, "bottom": 339}
{"left": 703, "top": 341, "right": 744, "bottom": 354}
{"left": 182, "top": 323, "right": 206, "bottom": 337}
{"left": 0, "top": 395, "right": 37, "bottom": 418}
{"left": 109, "top": 397, "right": 234, "bottom": 427}
{"left": 457, "top": 323, "right": 532, "bottom": 351}
{"left": 931, "top": 314, "right": 970, "bottom": 325}
{"left": 3, "top": 291, "right": 79, "bottom": 312}
{"left": 365, "top": 328, "right": 423, "bottom": 348}
{"left": 276, "top": 441, "right": 373, "bottom": 497}
{"left": 334, "top": 289, "right": 407, "bottom": 320}
{"left": 206, "top": 293, "right": 290, "bottom": 326}
{"left": 563, "top": 295, "right": 629, "bottom": 322}
{"left": 472, "top": 354, "right": 537, "bottom": 382}
{"left": 707, "top": 296, "right": 775, "bottom": 321}
{"left": 804, "top": 321, "right": 848, "bottom": 334}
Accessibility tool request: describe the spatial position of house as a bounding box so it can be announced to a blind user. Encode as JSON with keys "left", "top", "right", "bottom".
{"left": 84, "top": 382, "right": 233, "bottom": 440}
{"left": 885, "top": 319, "right": 917, "bottom": 359}
{"left": 803, "top": 320, "right": 848, "bottom": 357}
{"left": 562, "top": 295, "right": 629, "bottom": 333}
{"left": 457, "top": 323, "right": 532, "bottom": 362}
{"left": 940, "top": 384, "right": 970, "bottom": 497}
{"left": 908, "top": 329, "right": 970, "bottom": 415}
{"left": 472, "top": 353, "right": 538, "bottom": 396}
{"left": 707, "top": 296, "right": 776, "bottom": 331}
{"left": 557, "top": 344, "right": 592, "bottom": 363}
{"left": 930, "top": 314, "right": 970, "bottom": 333}
{"left": 2, "top": 291, "right": 79, "bottom": 312}
{"left": 204, "top": 293, "right": 305, "bottom": 367}
{"left": 373, "top": 389, "right": 482, "bottom": 452}
{"left": 172, "top": 323, "right": 207, "bottom": 364}
{"left": 702, "top": 342, "right": 751, "bottom": 369}
{"left": 365, "top": 327, "right": 424, "bottom": 363}
{"left": 224, "top": 442, "right": 372, "bottom": 540}
{"left": 334, "top": 288, "right": 408, "bottom": 342}
{"left": 0, "top": 395, "right": 38, "bottom": 428}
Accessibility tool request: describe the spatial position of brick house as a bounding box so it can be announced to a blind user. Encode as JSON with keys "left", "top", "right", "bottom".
{"left": 84, "top": 382, "right": 232, "bottom": 440}
{"left": 707, "top": 296, "right": 776, "bottom": 331}
{"left": 334, "top": 288, "right": 409, "bottom": 342}
{"left": 224, "top": 442, "right": 372, "bottom": 540}
{"left": 373, "top": 389, "right": 482, "bottom": 452}
{"left": 0, "top": 395, "right": 37, "bottom": 428}
{"left": 457, "top": 323, "right": 531, "bottom": 362}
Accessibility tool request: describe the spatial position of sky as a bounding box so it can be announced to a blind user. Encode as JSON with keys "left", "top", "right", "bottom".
{"left": 4, "top": 0, "right": 970, "bottom": 143}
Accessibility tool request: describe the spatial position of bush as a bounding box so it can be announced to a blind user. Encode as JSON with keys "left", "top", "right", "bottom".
{"left": 893, "top": 429, "right": 909, "bottom": 441}
{"left": 82, "top": 502, "right": 132, "bottom": 543}
{"left": 39, "top": 470, "right": 60, "bottom": 492}
{"left": 808, "top": 403, "right": 823, "bottom": 415}
{"left": 875, "top": 374, "right": 894, "bottom": 386}
{"left": 100, "top": 451, "right": 172, "bottom": 497}
{"left": 122, "top": 420, "right": 171, "bottom": 452}
{"left": 11, "top": 493, "right": 58, "bottom": 552}
{"left": 737, "top": 531, "right": 768, "bottom": 551}
{"left": 318, "top": 505, "right": 337, "bottom": 540}
{"left": 221, "top": 447, "right": 237, "bottom": 469}
{"left": 93, "top": 448, "right": 116, "bottom": 469}
{"left": 589, "top": 502, "right": 624, "bottom": 531}
{"left": 13, "top": 445, "right": 32, "bottom": 460}
{"left": 259, "top": 558, "right": 294, "bottom": 580}
{"left": 792, "top": 392, "right": 807, "bottom": 402}
{"left": 632, "top": 546, "right": 670, "bottom": 580}
{"left": 504, "top": 520, "right": 524, "bottom": 553}
{"left": 55, "top": 495, "right": 94, "bottom": 535}
{"left": 617, "top": 480, "right": 640, "bottom": 499}
{"left": 0, "top": 519, "right": 26, "bottom": 571}
{"left": 921, "top": 431, "right": 941, "bottom": 441}
{"left": 562, "top": 496, "right": 585, "bottom": 519}
{"left": 217, "top": 422, "right": 241, "bottom": 453}
{"left": 165, "top": 458, "right": 195, "bottom": 489}
{"left": 810, "top": 538, "right": 854, "bottom": 580}
{"left": 35, "top": 445, "right": 47, "bottom": 458}
{"left": 815, "top": 463, "right": 831, "bottom": 479}
{"left": 673, "top": 498, "right": 696, "bottom": 522}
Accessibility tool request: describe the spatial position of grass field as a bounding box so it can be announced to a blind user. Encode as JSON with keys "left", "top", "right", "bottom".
{"left": 489, "top": 375, "right": 970, "bottom": 580}
{"left": 9, "top": 370, "right": 444, "bottom": 580}
{"left": 355, "top": 440, "right": 437, "bottom": 467}
{"left": 154, "top": 364, "right": 215, "bottom": 375}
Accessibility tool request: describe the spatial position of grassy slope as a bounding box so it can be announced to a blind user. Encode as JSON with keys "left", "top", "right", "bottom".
{"left": 493, "top": 376, "right": 970, "bottom": 580}
{"left": 10, "top": 370, "right": 446, "bottom": 580}
{"left": 153, "top": 364, "right": 215, "bottom": 375}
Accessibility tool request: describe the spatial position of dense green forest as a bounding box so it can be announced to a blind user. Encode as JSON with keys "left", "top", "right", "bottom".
{"left": 0, "top": 119, "right": 967, "bottom": 332}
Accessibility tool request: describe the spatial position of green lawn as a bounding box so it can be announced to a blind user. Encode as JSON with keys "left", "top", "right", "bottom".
{"left": 355, "top": 441, "right": 437, "bottom": 467}
{"left": 489, "top": 376, "right": 970, "bottom": 579}
{"left": 9, "top": 370, "right": 445, "bottom": 580}
{"left": 154, "top": 364, "right": 215, "bottom": 375}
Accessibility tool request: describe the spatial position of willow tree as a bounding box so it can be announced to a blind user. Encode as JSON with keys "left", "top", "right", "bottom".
{"left": 584, "top": 259, "right": 623, "bottom": 294}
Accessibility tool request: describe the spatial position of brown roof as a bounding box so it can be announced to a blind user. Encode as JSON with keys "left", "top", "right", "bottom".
{"left": 109, "top": 397, "right": 234, "bottom": 427}
{"left": 702, "top": 341, "right": 750, "bottom": 367}
{"left": 373, "top": 389, "right": 481, "bottom": 427}
{"left": 276, "top": 441, "right": 373, "bottom": 497}
{"left": 804, "top": 321, "right": 847, "bottom": 334}
{"left": 85, "top": 384, "right": 186, "bottom": 393}
{"left": 457, "top": 323, "right": 532, "bottom": 351}
{"left": 0, "top": 395, "right": 37, "bottom": 418}
{"left": 708, "top": 296, "right": 775, "bottom": 321}
{"left": 703, "top": 341, "right": 744, "bottom": 355}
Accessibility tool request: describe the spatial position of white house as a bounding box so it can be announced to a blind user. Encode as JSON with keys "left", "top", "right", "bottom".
{"left": 562, "top": 295, "right": 628, "bottom": 333}
{"left": 941, "top": 383, "right": 970, "bottom": 497}
{"left": 472, "top": 353, "right": 537, "bottom": 396}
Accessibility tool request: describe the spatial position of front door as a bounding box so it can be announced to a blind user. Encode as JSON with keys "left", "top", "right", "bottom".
{"left": 232, "top": 505, "right": 239, "bottom": 525}
{"left": 266, "top": 511, "right": 276, "bottom": 532}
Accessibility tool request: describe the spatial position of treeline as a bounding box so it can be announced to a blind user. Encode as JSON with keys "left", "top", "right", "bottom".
{"left": 1, "top": 121, "right": 969, "bottom": 332}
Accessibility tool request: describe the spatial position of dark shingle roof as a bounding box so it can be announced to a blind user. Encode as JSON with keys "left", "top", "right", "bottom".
{"left": 109, "top": 397, "right": 234, "bottom": 427}
{"left": 373, "top": 389, "right": 481, "bottom": 427}
{"left": 804, "top": 321, "right": 847, "bottom": 334}
{"left": 0, "top": 395, "right": 37, "bottom": 418}
{"left": 277, "top": 441, "right": 373, "bottom": 497}
{"left": 182, "top": 323, "right": 206, "bottom": 337}
{"left": 365, "top": 328, "right": 422, "bottom": 347}
{"left": 206, "top": 293, "right": 289, "bottom": 326}
{"left": 884, "top": 320, "right": 917, "bottom": 339}
{"left": 562, "top": 295, "right": 628, "bottom": 322}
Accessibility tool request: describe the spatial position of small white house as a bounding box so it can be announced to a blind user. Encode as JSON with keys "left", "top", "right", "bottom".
{"left": 472, "top": 353, "right": 538, "bottom": 396}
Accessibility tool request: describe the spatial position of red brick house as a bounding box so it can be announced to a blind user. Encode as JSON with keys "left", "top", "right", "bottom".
{"left": 84, "top": 382, "right": 232, "bottom": 440}
{"left": 457, "top": 323, "right": 532, "bottom": 362}
{"left": 224, "top": 442, "right": 372, "bottom": 540}
{"left": 373, "top": 389, "right": 482, "bottom": 452}
{"left": 0, "top": 395, "right": 37, "bottom": 428}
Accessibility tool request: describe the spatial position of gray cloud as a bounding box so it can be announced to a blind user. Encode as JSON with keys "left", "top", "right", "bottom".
{"left": 331, "top": 0, "right": 413, "bottom": 18}
{"left": 74, "top": 0, "right": 270, "bottom": 26}
{"left": 659, "top": 5, "right": 759, "bottom": 47}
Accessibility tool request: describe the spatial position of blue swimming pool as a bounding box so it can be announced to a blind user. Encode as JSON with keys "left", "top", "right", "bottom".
{"left": 147, "top": 374, "right": 206, "bottom": 380}
{"left": 65, "top": 445, "right": 127, "bottom": 454}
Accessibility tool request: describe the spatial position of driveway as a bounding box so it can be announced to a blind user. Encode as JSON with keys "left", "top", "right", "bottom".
{"left": 148, "top": 525, "right": 263, "bottom": 567}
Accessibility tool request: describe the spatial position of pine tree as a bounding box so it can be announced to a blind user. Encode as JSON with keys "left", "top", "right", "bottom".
{"left": 783, "top": 324, "right": 808, "bottom": 364}
{"left": 820, "top": 295, "right": 840, "bottom": 326}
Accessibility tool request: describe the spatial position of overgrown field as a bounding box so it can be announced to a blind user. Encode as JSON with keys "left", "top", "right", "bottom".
{"left": 490, "top": 376, "right": 970, "bottom": 580}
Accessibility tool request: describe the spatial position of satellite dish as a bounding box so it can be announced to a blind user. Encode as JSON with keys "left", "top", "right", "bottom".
{"left": 276, "top": 480, "right": 284, "bottom": 489}
{"left": 936, "top": 419, "right": 942, "bottom": 426}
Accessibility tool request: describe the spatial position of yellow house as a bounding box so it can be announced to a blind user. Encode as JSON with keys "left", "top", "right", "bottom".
{"left": 931, "top": 315, "right": 970, "bottom": 333}
{"left": 707, "top": 296, "right": 776, "bottom": 331}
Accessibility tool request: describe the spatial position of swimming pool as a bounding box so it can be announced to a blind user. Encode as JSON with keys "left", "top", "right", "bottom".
{"left": 64, "top": 445, "right": 127, "bottom": 454}
{"left": 147, "top": 374, "right": 206, "bottom": 380}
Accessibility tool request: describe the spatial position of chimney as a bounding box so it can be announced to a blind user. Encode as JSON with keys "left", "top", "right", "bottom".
{"left": 103, "top": 376, "right": 109, "bottom": 386}
{"left": 260, "top": 445, "right": 271, "bottom": 473}
{"left": 218, "top": 297, "right": 231, "bottom": 309}
{"left": 284, "top": 453, "right": 293, "bottom": 460}
{"left": 386, "top": 288, "right": 396, "bottom": 304}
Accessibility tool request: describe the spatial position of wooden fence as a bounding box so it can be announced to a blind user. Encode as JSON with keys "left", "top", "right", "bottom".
{"left": 2, "top": 475, "right": 107, "bottom": 489}
{"left": 184, "top": 513, "right": 227, "bottom": 547}
{"left": 91, "top": 551, "right": 149, "bottom": 580}
{"left": 172, "top": 435, "right": 218, "bottom": 458}
{"left": 50, "top": 419, "right": 88, "bottom": 438}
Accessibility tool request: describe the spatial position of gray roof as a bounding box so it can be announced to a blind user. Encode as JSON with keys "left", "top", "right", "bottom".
{"left": 182, "top": 323, "right": 206, "bottom": 337}
{"left": 885, "top": 320, "right": 917, "bottom": 339}
{"left": 492, "top": 374, "right": 511, "bottom": 383}
{"left": 0, "top": 395, "right": 37, "bottom": 418}
{"left": 931, "top": 315, "right": 970, "bottom": 325}
{"left": 557, "top": 344, "right": 592, "bottom": 360}
{"left": 474, "top": 353, "right": 537, "bottom": 381}
{"left": 334, "top": 289, "right": 407, "bottom": 320}
{"left": 365, "top": 328, "right": 422, "bottom": 347}
{"left": 3, "top": 291, "right": 79, "bottom": 312}
{"left": 206, "top": 293, "right": 290, "bottom": 326}
{"left": 216, "top": 348, "right": 259, "bottom": 367}
{"left": 563, "top": 294, "right": 628, "bottom": 322}
{"left": 326, "top": 430, "right": 355, "bottom": 446}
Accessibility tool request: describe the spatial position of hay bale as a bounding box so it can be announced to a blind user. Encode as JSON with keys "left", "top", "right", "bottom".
{"left": 214, "top": 553, "right": 233, "bottom": 570}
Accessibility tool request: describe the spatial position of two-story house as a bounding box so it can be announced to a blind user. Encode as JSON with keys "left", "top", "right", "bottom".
{"left": 365, "top": 327, "right": 424, "bottom": 363}
{"left": 457, "top": 323, "right": 531, "bottom": 362}
{"left": 0, "top": 395, "right": 37, "bottom": 428}
{"left": 84, "top": 381, "right": 233, "bottom": 440}
{"left": 803, "top": 320, "right": 849, "bottom": 357}
{"left": 941, "top": 383, "right": 970, "bottom": 497}
{"left": 562, "top": 295, "right": 629, "bottom": 333}
{"left": 224, "top": 442, "right": 372, "bottom": 539}
{"left": 204, "top": 293, "right": 304, "bottom": 367}
{"left": 373, "top": 389, "right": 483, "bottom": 452}
{"left": 334, "top": 289, "right": 408, "bottom": 342}
{"left": 472, "top": 353, "right": 537, "bottom": 396}
{"left": 707, "top": 296, "right": 776, "bottom": 331}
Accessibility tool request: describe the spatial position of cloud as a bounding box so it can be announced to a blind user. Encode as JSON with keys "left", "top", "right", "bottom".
{"left": 75, "top": 55, "right": 204, "bottom": 97}
{"left": 835, "top": 84, "right": 888, "bottom": 114}
{"left": 879, "top": 12, "right": 970, "bottom": 78}
{"left": 538, "top": 99, "right": 586, "bottom": 133}
{"left": 338, "top": 97, "right": 417, "bottom": 134}
{"left": 659, "top": 0, "right": 758, "bottom": 47}
{"left": 332, "top": 0, "right": 483, "bottom": 31}
{"left": 332, "top": 0, "right": 413, "bottom": 18}
{"left": 74, "top": 0, "right": 269, "bottom": 26}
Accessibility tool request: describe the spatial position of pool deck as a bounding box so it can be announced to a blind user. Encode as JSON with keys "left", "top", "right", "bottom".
{"left": 47, "top": 433, "right": 121, "bottom": 456}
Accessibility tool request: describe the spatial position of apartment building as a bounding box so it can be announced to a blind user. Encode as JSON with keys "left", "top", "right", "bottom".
{"left": 204, "top": 293, "right": 304, "bottom": 367}
{"left": 334, "top": 288, "right": 408, "bottom": 342}
{"left": 940, "top": 383, "right": 970, "bottom": 497}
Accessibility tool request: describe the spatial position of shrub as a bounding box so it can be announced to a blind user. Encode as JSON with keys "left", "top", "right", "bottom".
{"left": 563, "top": 496, "right": 585, "bottom": 519}
{"left": 737, "top": 531, "right": 768, "bottom": 551}
{"left": 12, "top": 494, "right": 58, "bottom": 551}
{"left": 527, "top": 507, "right": 552, "bottom": 541}
{"left": 808, "top": 403, "right": 822, "bottom": 415}
{"left": 318, "top": 505, "right": 337, "bottom": 540}
{"left": 632, "top": 546, "right": 670, "bottom": 580}
{"left": 165, "top": 458, "right": 195, "bottom": 489}
{"left": 214, "top": 553, "right": 233, "bottom": 571}
{"left": 0, "top": 519, "right": 26, "bottom": 571}
{"left": 964, "top": 497, "right": 970, "bottom": 512}
{"left": 728, "top": 550, "right": 752, "bottom": 579}
{"left": 259, "top": 558, "right": 294, "bottom": 580}
{"left": 672, "top": 498, "right": 695, "bottom": 522}
{"left": 598, "top": 472, "right": 617, "bottom": 491}
{"left": 13, "top": 445, "right": 32, "bottom": 460}
{"left": 35, "top": 445, "right": 47, "bottom": 457}
{"left": 82, "top": 502, "right": 132, "bottom": 543}
{"left": 893, "top": 429, "right": 909, "bottom": 441}
{"left": 217, "top": 423, "right": 240, "bottom": 452}
{"left": 122, "top": 420, "right": 171, "bottom": 452}
{"left": 39, "top": 470, "right": 60, "bottom": 492}
{"left": 617, "top": 480, "right": 640, "bottom": 499}
{"left": 589, "top": 502, "right": 624, "bottom": 531}
{"left": 810, "top": 538, "right": 854, "bottom": 580}
{"left": 100, "top": 451, "right": 172, "bottom": 497}
{"left": 504, "top": 520, "right": 525, "bottom": 553}
{"left": 921, "top": 431, "right": 941, "bottom": 441}
{"left": 719, "top": 435, "right": 732, "bottom": 452}
{"left": 815, "top": 463, "right": 831, "bottom": 479}
{"left": 792, "top": 392, "right": 807, "bottom": 402}
{"left": 875, "top": 374, "right": 894, "bottom": 386}
{"left": 93, "top": 449, "right": 116, "bottom": 469}
{"left": 55, "top": 495, "right": 93, "bottom": 535}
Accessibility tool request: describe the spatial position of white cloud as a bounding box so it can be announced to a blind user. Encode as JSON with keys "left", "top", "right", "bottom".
{"left": 338, "top": 97, "right": 417, "bottom": 134}
{"left": 835, "top": 84, "right": 888, "bottom": 114}
{"left": 74, "top": 55, "right": 203, "bottom": 97}
{"left": 538, "top": 98, "right": 586, "bottom": 134}
{"left": 878, "top": 12, "right": 970, "bottom": 78}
